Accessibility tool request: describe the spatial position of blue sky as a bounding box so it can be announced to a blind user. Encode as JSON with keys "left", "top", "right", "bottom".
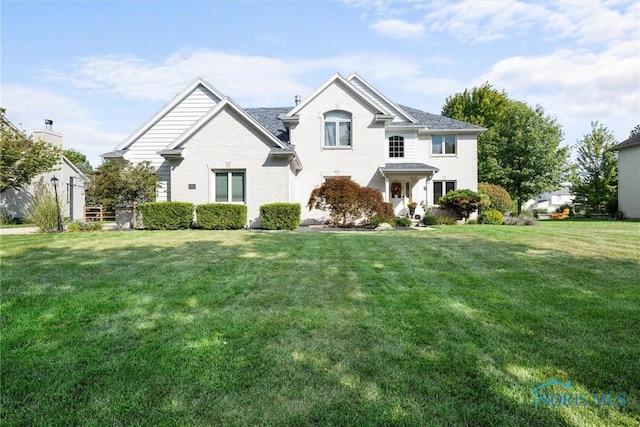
{"left": 2, "top": 0, "right": 638, "bottom": 166}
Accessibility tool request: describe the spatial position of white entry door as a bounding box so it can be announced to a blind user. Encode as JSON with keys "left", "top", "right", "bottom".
{"left": 390, "top": 180, "right": 407, "bottom": 216}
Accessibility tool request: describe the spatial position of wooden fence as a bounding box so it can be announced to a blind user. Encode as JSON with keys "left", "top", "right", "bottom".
{"left": 83, "top": 206, "right": 116, "bottom": 222}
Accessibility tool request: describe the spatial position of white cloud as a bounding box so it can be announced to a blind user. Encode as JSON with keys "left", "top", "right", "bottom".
{"left": 480, "top": 40, "right": 640, "bottom": 143}
{"left": 422, "top": 0, "right": 547, "bottom": 43}
{"left": 543, "top": 1, "right": 639, "bottom": 46}
{"left": 2, "top": 85, "right": 126, "bottom": 166}
{"left": 358, "top": 0, "right": 638, "bottom": 46}
{"left": 370, "top": 19, "right": 425, "bottom": 39}
{"left": 44, "top": 50, "right": 318, "bottom": 107}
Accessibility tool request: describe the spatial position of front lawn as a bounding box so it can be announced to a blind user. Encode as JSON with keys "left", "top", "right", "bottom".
{"left": 1, "top": 222, "right": 638, "bottom": 426}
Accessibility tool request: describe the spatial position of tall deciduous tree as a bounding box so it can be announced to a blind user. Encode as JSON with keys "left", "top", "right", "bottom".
{"left": 492, "top": 102, "right": 568, "bottom": 213}
{"left": 570, "top": 122, "right": 618, "bottom": 214}
{"left": 63, "top": 148, "right": 93, "bottom": 174}
{"left": 0, "top": 109, "right": 62, "bottom": 193}
{"left": 443, "top": 87, "right": 568, "bottom": 212}
{"left": 441, "top": 83, "right": 510, "bottom": 183}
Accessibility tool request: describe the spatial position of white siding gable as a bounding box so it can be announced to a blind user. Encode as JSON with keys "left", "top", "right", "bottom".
{"left": 123, "top": 85, "right": 220, "bottom": 169}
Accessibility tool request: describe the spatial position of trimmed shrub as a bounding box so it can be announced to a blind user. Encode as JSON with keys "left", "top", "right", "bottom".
{"left": 466, "top": 219, "right": 478, "bottom": 225}
{"left": 438, "top": 189, "right": 489, "bottom": 220}
{"left": 260, "top": 203, "right": 301, "bottom": 230}
{"left": 25, "top": 186, "right": 60, "bottom": 233}
{"left": 139, "top": 202, "right": 194, "bottom": 230}
{"left": 478, "top": 182, "right": 513, "bottom": 213}
{"left": 479, "top": 209, "right": 504, "bottom": 225}
{"left": 196, "top": 203, "right": 247, "bottom": 230}
{"left": 421, "top": 215, "right": 437, "bottom": 226}
{"left": 394, "top": 217, "right": 412, "bottom": 227}
{"left": 307, "top": 176, "right": 389, "bottom": 227}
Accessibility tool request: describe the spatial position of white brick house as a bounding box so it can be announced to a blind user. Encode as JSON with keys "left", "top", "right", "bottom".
{"left": 103, "top": 73, "right": 483, "bottom": 226}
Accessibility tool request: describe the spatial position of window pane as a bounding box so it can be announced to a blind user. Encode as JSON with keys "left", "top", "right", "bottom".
{"left": 339, "top": 122, "right": 351, "bottom": 146}
{"left": 432, "top": 136, "right": 442, "bottom": 154}
{"left": 433, "top": 181, "right": 443, "bottom": 204}
{"left": 324, "top": 122, "right": 336, "bottom": 146}
{"left": 389, "top": 136, "right": 404, "bottom": 158}
{"left": 445, "top": 135, "right": 456, "bottom": 154}
{"left": 231, "top": 172, "right": 245, "bottom": 202}
{"left": 215, "top": 173, "right": 228, "bottom": 202}
{"left": 445, "top": 181, "right": 456, "bottom": 194}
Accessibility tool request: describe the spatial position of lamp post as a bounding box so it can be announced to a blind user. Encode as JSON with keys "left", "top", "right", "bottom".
{"left": 50, "top": 176, "right": 64, "bottom": 232}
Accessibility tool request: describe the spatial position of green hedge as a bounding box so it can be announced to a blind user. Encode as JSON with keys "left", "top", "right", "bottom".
{"left": 196, "top": 204, "right": 247, "bottom": 230}
{"left": 139, "top": 202, "right": 194, "bottom": 230}
{"left": 260, "top": 203, "right": 301, "bottom": 230}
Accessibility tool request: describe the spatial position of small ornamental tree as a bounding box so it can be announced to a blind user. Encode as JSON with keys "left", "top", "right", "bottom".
{"left": 478, "top": 182, "right": 512, "bottom": 213}
{"left": 438, "top": 189, "right": 489, "bottom": 220}
{"left": 307, "top": 176, "right": 388, "bottom": 226}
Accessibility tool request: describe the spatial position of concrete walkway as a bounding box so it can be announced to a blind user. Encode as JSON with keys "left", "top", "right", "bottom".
{"left": 0, "top": 226, "right": 40, "bottom": 235}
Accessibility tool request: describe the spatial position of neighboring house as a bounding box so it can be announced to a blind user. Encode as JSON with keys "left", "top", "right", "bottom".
{"left": 103, "top": 73, "right": 483, "bottom": 226}
{"left": 0, "top": 120, "right": 87, "bottom": 221}
{"left": 523, "top": 187, "right": 574, "bottom": 213}
{"left": 611, "top": 132, "right": 640, "bottom": 218}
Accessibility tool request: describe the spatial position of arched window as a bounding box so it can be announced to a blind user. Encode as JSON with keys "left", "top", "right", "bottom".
{"left": 324, "top": 110, "right": 352, "bottom": 147}
{"left": 389, "top": 136, "right": 404, "bottom": 158}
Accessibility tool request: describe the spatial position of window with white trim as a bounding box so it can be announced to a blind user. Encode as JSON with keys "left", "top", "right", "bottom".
{"left": 388, "top": 136, "right": 404, "bottom": 158}
{"left": 432, "top": 135, "right": 456, "bottom": 155}
{"left": 215, "top": 171, "right": 245, "bottom": 203}
{"left": 324, "top": 110, "right": 352, "bottom": 147}
{"left": 433, "top": 181, "right": 456, "bottom": 205}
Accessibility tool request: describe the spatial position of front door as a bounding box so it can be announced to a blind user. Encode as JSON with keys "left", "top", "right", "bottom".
{"left": 390, "top": 180, "right": 407, "bottom": 216}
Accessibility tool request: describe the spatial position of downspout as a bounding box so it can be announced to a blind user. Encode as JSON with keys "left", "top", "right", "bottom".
{"left": 206, "top": 163, "right": 211, "bottom": 203}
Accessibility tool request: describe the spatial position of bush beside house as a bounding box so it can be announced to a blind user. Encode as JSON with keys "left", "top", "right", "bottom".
{"left": 260, "top": 203, "right": 301, "bottom": 230}
{"left": 438, "top": 189, "right": 489, "bottom": 221}
{"left": 478, "top": 183, "right": 512, "bottom": 213}
{"left": 478, "top": 210, "right": 504, "bottom": 225}
{"left": 196, "top": 204, "right": 247, "bottom": 230}
{"left": 139, "top": 202, "right": 194, "bottom": 230}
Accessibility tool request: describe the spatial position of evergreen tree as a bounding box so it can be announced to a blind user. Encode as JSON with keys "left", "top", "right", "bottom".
{"left": 571, "top": 122, "right": 618, "bottom": 214}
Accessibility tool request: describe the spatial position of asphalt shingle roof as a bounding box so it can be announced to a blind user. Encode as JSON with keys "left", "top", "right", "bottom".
{"left": 245, "top": 107, "right": 291, "bottom": 144}
{"left": 244, "top": 104, "right": 483, "bottom": 145}
{"left": 397, "top": 105, "right": 484, "bottom": 130}
{"left": 612, "top": 132, "right": 640, "bottom": 150}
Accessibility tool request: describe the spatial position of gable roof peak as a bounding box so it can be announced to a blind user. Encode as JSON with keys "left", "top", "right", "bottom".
{"left": 113, "top": 76, "right": 225, "bottom": 151}
{"left": 286, "top": 72, "right": 384, "bottom": 117}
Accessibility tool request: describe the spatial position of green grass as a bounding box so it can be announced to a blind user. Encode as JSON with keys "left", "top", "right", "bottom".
{"left": 1, "top": 221, "right": 638, "bottom": 426}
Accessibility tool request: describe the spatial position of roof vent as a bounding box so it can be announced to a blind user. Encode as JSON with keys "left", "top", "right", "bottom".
{"left": 294, "top": 95, "right": 301, "bottom": 106}
{"left": 45, "top": 119, "right": 53, "bottom": 131}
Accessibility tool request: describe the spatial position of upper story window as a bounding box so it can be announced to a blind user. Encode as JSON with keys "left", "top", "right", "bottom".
{"left": 432, "top": 135, "right": 456, "bottom": 155}
{"left": 388, "top": 136, "right": 404, "bottom": 158}
{"left": 324, "top": 110, "right": 351, "bottom": 147}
